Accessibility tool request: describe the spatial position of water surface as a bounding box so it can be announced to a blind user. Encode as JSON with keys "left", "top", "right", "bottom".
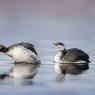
{"left": 0, "top": 40, "right": 95, "bottom": 95}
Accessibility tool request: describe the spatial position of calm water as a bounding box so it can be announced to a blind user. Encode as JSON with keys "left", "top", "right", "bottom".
{"left": 0, "top": 40, "right": 95, "bottom": 95}
{"left": 0, "top": 1, "right": 95, "bottom": 95}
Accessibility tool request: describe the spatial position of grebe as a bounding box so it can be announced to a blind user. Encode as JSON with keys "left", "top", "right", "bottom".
{"left": 0, "top": 43, "right": 40, "bottom": 64}
{"left": 53, "top": 42, "right": 90, "bottom": 63}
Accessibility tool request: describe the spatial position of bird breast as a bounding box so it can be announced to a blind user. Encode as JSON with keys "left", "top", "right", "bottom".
{"left": 55, "top": 52, "right": 62, "bottom": 63}
{"left": 6, "top": 46, "right": 38, "bottom": 63}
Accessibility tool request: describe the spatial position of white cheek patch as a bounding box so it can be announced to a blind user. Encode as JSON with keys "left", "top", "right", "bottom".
{"left": 57, "top": 45, "right": 65, "bottom": 51}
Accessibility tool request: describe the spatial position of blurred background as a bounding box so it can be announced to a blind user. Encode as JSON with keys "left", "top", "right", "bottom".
{"left": 0, "top": 0, "right": 95, "bottom": 42}
{"left": 0, "top": 0, "right": 95, "bottom": 56}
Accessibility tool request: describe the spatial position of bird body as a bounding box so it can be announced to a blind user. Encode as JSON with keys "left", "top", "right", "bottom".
{"left": 53, "top": 42, "right": 90, "bottom": 63}
{"left": 0, "top": 43, "right": 40, "bottom": 64}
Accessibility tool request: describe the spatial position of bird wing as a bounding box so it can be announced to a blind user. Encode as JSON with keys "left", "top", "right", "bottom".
{"left": 8, "top": 43, "right": 38, "bottom": 55}
{"left": 63, "top": 48, "right": 89, "bottom": 62}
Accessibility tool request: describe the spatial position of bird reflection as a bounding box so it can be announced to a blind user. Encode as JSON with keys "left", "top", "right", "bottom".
{"left": 0, "top": 63, "right": 39, "bottom": 85}
{"left": 55, "top": 63, "right": 89, "bottom": 81}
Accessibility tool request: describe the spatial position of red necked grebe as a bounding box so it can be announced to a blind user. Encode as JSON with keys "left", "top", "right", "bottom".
{"left": 0, "top": 43, "right": 40, "bottom": 64}
{"left": 53, "top": 42, "right": 90, "bottom": 63}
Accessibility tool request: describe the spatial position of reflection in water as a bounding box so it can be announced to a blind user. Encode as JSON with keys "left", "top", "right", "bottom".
{"left": 0, "top": 63, "right": 39, "bottom": 85}
{"left": 55, "top": 63, "right": 89, "bottom": 81}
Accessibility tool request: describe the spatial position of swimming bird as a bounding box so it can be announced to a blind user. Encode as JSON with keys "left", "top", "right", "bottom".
{"left": 53, "top": 42, "right": 90, "bottom": 63}
{"left": 0, "top": 43, "right": 40, "bottom": 64}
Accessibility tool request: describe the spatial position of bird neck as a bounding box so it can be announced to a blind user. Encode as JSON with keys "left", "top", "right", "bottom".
{"left": 59, "top": 49, "right": 66, "bottom": 59}
{"left": 1, "top": 47, "right": 9, "bottom": 53}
